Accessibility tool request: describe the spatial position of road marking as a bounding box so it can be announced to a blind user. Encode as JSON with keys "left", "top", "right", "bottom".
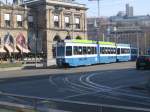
{"left": 64, "top": 72, "right": 150, "bottom": 106}
{"left": 48, "top": 76, "right": 57, "bottom": 86}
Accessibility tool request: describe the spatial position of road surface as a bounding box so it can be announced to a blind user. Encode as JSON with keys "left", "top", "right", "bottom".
{"left": 0, "top": 62, "right": 150, "bottom": 112}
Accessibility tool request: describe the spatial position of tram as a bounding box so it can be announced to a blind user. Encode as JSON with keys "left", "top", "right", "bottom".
{"left": 56, "top": 40, "right": 133, "bottom": 67}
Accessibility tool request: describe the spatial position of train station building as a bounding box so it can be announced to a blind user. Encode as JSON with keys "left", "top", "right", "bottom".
{"left": 0, "top": 0, "right": 87, "bottom": 66}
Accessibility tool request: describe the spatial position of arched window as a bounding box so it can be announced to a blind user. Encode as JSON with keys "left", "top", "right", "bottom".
{"left": 53, "top": 35, "right": 61, "bottom": 58}
{"left": 53, "top": 35, "right": 61, "bottom": 42}
{"left": 76, "top": 35, "right": 82, "bottom": 40}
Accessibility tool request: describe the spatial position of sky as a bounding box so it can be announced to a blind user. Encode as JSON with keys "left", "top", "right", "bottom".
{"left": 76, "top": 0, "right": 150, "bottom": 17}
{"left": 1, "top": 0, "right": 150, "bottom": 17}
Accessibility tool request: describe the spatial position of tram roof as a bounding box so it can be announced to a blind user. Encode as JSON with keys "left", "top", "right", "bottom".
{"left": 98, "top": 41, "right": 115, "bottom": 46}
{"left": 117, "top": 44, "right": 130, "bottom": 47}
{"left": 64, "top": 40, "right": 115, "bottom": 45}
{"left": 65, "top": 39, "right": 97, "bottom": 44}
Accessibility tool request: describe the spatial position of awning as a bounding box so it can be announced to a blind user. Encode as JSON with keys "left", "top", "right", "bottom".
{"left": 4, "top": 44, "right": 19, "bottom": 53}
{"left": 0, "top": 47, "right": 6, "bottom": 53}
{"left": 17, "top": 44, "right": 30, "bottom": 53}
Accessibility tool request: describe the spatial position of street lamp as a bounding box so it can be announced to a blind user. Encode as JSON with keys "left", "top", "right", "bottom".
{"left": 107, "top": 27, "right": 110, "bottom": 41}
{"left": 89, "top": 0, "right": 101, "bottom": 41}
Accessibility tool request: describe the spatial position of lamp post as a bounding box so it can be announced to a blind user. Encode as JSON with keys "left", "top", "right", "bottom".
{"left": 107, "top": 27, "right": 110, "bottom": 41}
{"left": 89, "top": 0, "right": 101, "bottom": 41}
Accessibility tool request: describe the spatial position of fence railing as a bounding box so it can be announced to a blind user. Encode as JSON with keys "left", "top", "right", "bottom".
{"left": 0, "top": 91, "right": 150, "bottom": 112}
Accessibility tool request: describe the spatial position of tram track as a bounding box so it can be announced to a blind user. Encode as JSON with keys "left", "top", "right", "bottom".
{"left": 59, "top": 72, "right": 150, "bottom": 107}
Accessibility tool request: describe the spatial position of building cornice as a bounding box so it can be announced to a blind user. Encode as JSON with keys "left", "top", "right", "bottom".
{"left": 46, "top": 0, "right": 87, "bottom": 10}
{"left": 25, "top": 0, "right": 87, "bottom": 10}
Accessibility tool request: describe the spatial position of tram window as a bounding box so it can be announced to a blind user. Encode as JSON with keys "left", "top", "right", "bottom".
{"left": 112, "top": 48, "right": 114, "bottom": 54}
{"left": 111, "top": 48, "right": 115, "bottom": 54}
{"left": 121, "top": 48, "right": 130, "bottom": 54}
{"left": 117, "top": 48, "right": 120, "bottom": 54}
{"left": 74, "top": 46, "right": 78, "bottom": 55}
{"left": 106, "top": 48, "right": 108, "bottom": 54}
{"left": 87, "top": 47, "right": 92, "bottom": 54}
{"left": 108, "top": 48, "right": 111, "bottom": 54}
{"left": 102, "top": 47, "right": 105, "bottom": 54}
{"left": 91, "top": 47, "right": 95, "bottom": 54}
{"left": 78, "top": 46, "right": 82, "bottom": 55}
{"left": 83, "top": 47, "right": 87, "bottom": 54}
{"left": 100, "top": 47, "right": 103, "bottom": 54}
{"left": 101, "top": 47, "right": 105, "bottom": 54}
{"left": 114, "top": 48, "right": 116, "bottom": 54}
{"left": 105, "top": 47, "right": 108, "bottom": 54}
{"left": 110, "top": 48, "right": 112, "bottom": 54}
{"left": 66, "top": 46, "right": 72, "bottom": 56}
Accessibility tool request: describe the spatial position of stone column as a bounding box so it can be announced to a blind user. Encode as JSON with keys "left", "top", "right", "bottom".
{"left": 46, "top": 31, "right": 56, "bottom": 67}
{"left": 61, "top": 9, "right": 65, "bottom": 29}
{"left": 24, "top": 10, "right": 28, "bottom": 29}
{"left": 84, "top": 12, "right": 87, "bottom": 39}
{"left": 71, "top": 12, "right": 74, "bottom": 39}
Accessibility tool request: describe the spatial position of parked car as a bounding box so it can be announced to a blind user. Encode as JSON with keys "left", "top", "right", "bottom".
{"left": 136, "top": 55, "right": 150, "bottom": 69}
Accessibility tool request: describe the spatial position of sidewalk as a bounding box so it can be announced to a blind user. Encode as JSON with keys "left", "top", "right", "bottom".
{"left": 0, "top": 67, "right": 23, "bottom": 72}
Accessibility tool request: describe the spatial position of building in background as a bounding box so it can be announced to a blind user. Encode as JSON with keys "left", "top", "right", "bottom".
{"left": 87, "top": 4, "right": 150, "bottom": 55}
{"left": 87, "top": 17, "right": 112, "bottom": 41}
{"left": 126, "top": 4, "right": 134, "bottom": 17}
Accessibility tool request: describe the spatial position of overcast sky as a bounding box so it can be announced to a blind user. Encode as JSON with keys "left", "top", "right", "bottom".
{"left": 1, "top": 0, "right": 150, "bottom": 17}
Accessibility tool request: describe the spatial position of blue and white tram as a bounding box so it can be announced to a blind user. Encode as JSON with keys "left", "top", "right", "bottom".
{"left": 56, "top": 40, "right": 98, "bottom": 67}
{"left": 56, "top": 40, "right": 133, "bottom": 67}
{"left": 116, "top": 44, "right": 131, "bottom": 62}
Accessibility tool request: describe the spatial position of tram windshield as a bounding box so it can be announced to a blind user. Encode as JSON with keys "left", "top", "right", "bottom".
{"left": 131, "top": 49, "right": 138, "bottom": 55}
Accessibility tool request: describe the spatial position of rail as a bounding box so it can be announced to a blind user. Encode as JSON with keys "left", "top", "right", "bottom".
{"left": 0, "top": 91, "right": 150, "bottom": 112}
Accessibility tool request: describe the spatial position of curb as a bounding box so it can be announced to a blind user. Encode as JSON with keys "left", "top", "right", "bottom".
{"left": 0, "top": 67, "right": 23, "bottom": 72}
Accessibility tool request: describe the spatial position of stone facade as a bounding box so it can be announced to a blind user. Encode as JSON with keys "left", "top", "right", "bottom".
{"left": 26, "top": 0, "right": 87, "bottom": 66}
{"left": 0, "top": 4, "right": 29, "bottom": 53}
{"left": 0, "top": 0, "right": 87, "bottom": 66}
